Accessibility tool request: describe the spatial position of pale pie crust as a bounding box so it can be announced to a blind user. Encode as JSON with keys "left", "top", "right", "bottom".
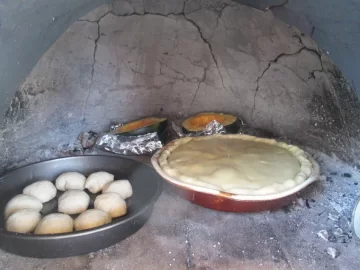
{"left": 158, "top": 134, "right": 313, "bottom": 196}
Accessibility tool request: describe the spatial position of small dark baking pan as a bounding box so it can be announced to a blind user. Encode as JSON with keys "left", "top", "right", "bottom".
{"left": 0, "top": 156, "right": 162, "bottom": 258}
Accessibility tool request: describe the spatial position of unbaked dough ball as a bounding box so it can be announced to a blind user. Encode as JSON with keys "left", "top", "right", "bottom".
{"left": 102, "top": 180, "right": 133, "bottom": 199}
{"left": 94, "top": 193, "right": 127, "bottom": 218}
{"left": 23, "top": 180, "right": 57, "bottom": 203}
{"left": 4, "top": 194, "right": 43, "bottom": 219}
{"left": 35, "top": 213, "right": 73, "bottom": 234}
{"left": 85, "top": 172, "right": 114, "bottom": 194}
{"left": 55, "top": 172, "right": 86, "bottom": 191}
{"left": 74, "top": 209, "right": 112, "bottom": 231}
{"left": 6, "top": 209, "right": 42, "bottom": 233}
{"left": 58, "top": 190, "right": 90, "bottom": 215}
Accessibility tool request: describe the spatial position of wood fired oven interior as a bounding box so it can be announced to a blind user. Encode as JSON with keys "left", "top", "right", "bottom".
{"left": 0, "top": 0, "right": 360, "bottom": 269}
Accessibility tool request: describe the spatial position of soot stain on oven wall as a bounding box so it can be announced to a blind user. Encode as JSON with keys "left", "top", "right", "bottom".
{"left": 1, "top": 0, "right": 360, "bottom": 174}
{"left": 3, "top": 81, "right": 49, "bottom": 127}
{"left": 3, "top": 90, "right": 29, "bottom": 125}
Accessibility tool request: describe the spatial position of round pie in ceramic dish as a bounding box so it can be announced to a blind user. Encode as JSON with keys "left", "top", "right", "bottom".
{"left": 158, "top": 134, "right": 314, "bottom": 196}
{"left": 152, "top": 134, "right": 319, "bottom": 211}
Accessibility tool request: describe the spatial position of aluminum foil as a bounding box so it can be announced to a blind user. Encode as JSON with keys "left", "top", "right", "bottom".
{"left": 95, "top": 132, "right": 163, "bottom": 155}
{"left": 172, "top": 120, "right": 227, "bottom": 137}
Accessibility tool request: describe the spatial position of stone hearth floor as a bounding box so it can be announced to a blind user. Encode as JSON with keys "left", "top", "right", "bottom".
{"left": 1, "top": 151, "right": 360, "bottom": 270}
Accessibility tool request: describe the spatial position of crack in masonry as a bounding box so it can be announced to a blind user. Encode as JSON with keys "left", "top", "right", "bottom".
{"left": 184, "top": 7, "right": 261, "bottom": 99}
{"left": 185, "top": 1, "right": 231, "bottom": 17}
{"left": 159, "top": 60, "right": 202, "bottom": 83}
{"left": 308, "top": 69, "right": 323, "bottom": 80}
{"left": 209, "top": 4, "right": 230, "bottom": 41}
{"left": 96, "top": 8, "right": 300, "bottom": 113}
{"left": 81, "top": 11, "right": 111, "bottom": 124}
{"left": 92, "top": 10, "right": 231, "bottom": 96}
{"left": 250, "top": 44, "right": 318, "bottom": 121}
{"left": 189, "top": 82, "right": 202, "bottom": 111}
{"left": 78, "top": 19, "right": 96, "bottom": 23}
{"left": 104, "top": 10, "right": 231, "bottom": 94}
{"left": 119, "top": 58, "right": 155, "bottom": 78}
{"left": 79, "top": 9, "right": 216, "bottom": 117}
{"left": 249, "top": 33, "right": 340, "bottom": 125}
{"left": 181, "top": 14, "right": 230, "bottom": 95}
{"left": 78, "top": 10, "right": 112, "bottom": 23}
{"left": 78, "top": 1, "right": 234, "bottom": 97}
{"left": 188, "top": 65, "right": 209, "bottom": 112}
{"left": 82, "top": 10, "right": 329, "bottom": 129}
{"left": 293, "top": 34, "right": 325, "bottom": 72}
{"left": 251, "top": 62, "right": 271, "bottom": 122}
{"left": 182, "top": 0, "right": 190, "bottom": 14}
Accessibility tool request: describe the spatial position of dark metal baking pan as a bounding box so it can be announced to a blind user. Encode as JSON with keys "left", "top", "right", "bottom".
{"left": 0, "top": 156, "right": 162, "bottom": 258}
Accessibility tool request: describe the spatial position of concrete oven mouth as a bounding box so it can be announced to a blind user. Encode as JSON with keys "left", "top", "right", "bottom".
{"left": 0, "top": 0, "right": 360, "bottom": 266}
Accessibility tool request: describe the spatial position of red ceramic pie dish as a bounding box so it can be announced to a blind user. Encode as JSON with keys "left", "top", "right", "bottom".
{"left": 151, "top": 141, "right": 320, "bottom": 213}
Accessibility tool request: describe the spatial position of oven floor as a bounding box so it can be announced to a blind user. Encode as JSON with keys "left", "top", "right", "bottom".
{"left": 1, "top": 151, "right": 359, "bottom": 270}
